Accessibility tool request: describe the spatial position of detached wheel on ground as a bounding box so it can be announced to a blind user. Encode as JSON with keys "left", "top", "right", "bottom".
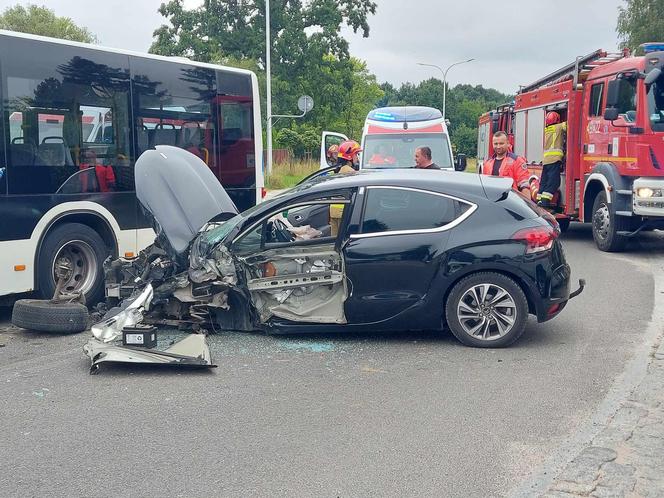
{"left": 12, "top": 299, "right": 89, "bottom": 334}
{"left": 592, "top": 191, "right": 630, "bottom": 252}
{"left": 37, "top": 223, "right": 110, "bottom": 305}
{"left": 445, "top": 272, "right": 529, "bottom": 348}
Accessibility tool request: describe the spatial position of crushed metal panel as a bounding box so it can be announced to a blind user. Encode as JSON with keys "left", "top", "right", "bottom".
{"left": 241, "top": 248, "right": 347, "bottom": 324}
{"left": 91, "top": 284, "right": 154, "bottom": 342}
{"left": 83, "top": 334, "right": 216, "bottom": 374}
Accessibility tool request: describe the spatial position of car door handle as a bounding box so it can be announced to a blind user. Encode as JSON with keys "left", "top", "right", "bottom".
{"left": 293, "top": 215, "right": 303, "bottom": 221}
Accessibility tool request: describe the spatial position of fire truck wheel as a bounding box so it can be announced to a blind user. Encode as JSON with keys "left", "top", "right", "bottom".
{"left": 591, "top": 191, "right": 628, "bottom": 252}
{"left": 558, "top": 218, "right": 570, "bottom": 233}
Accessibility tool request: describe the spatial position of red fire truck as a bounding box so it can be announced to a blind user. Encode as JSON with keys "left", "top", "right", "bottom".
{"left": 477, "top": 44, "right": 664, "bottom": 251}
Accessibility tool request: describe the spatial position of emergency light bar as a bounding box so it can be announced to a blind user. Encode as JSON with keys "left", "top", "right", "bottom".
{"left": 641, "top": 43, "right": 664, "bottom": 54}
{"left": 368, "top": 106, "right": 443, "bottom": 123}
{"left": 372, "top": 112, "right": 398, "bottom": 122}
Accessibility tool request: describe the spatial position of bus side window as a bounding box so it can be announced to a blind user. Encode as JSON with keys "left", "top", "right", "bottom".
{"left": 2, "top": 43, "right": 132, "bottom": 195}
{"left": 131, "top": 59, "right": 218, "bottom": 176}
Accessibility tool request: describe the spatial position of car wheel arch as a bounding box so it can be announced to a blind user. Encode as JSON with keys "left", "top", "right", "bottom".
{"left": 441, "top": 267, "right": 537, "bottom": 323}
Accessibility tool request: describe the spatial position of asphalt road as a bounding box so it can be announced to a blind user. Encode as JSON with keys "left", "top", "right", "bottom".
{"left": 0, "top": 225, "right": 662, "bottom": 498}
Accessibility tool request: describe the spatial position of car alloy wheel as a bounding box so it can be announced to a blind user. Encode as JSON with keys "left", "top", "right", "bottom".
{"left": 446, "top": 272, "right": 529, "bottom": 348}
{"left": 456, "top": 283, "right": 517, "bottom": 341}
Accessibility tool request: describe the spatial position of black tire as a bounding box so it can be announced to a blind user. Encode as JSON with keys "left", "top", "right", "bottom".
{"left": 37, "top": 223, "right": 110, "bottom": 305}
{"left": 12, "top": 299, "right": 89, "bottom": 334}
{"left": 445, "top": 272, "right": 529, "bottom": 348}
{"left": 591, "top": 191, "right": 629, "bottom": 252}
{"left": 558, "top": 217, "right": 571, "bottom": 233}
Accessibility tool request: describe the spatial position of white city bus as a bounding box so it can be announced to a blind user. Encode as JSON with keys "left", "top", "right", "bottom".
{"left": 0, "top": 30, "right": 263, "bottom": 304}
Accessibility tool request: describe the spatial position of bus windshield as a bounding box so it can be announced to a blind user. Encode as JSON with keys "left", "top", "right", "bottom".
{"left": 647, "top": 76, "right": 664, "bottom": 132}
{"left": 362, "top": 133, "right": 453, "bottom": 169}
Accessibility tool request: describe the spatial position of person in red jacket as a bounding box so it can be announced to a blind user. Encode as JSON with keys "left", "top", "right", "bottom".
{"left": 481, "top": 131, "right": 530, "bottom": 195}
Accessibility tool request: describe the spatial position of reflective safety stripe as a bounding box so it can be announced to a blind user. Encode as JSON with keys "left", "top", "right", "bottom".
{"left": 544, "top": 149, "right": 564, "bottom": 156}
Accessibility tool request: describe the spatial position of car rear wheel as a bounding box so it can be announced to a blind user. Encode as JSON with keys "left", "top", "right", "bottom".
{"left": 445, "top": 272, "right": 528, "bottom": 348}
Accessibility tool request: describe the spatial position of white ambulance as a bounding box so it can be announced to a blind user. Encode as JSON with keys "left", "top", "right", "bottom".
{"left": 320, "top": 106, "right": 465, "bottom": 171}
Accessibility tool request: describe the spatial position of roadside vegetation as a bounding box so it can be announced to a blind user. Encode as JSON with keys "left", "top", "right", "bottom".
{"left": 2, "top": 0, "right": 660, "bottom": 164}
{"left": 265, "top": 157, "right": 479, "bottom": 191}
{"left": 265, "top": 160, "right": 319, "bottom": 190}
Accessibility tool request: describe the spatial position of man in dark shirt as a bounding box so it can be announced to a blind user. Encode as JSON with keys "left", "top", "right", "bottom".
{"left": 414, "top": 146, "right": 440, "bottom": 169}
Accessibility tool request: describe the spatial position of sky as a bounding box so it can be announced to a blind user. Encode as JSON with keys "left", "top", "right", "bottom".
{"left": 0, "top": 0, "right": 627, "bottom": 94}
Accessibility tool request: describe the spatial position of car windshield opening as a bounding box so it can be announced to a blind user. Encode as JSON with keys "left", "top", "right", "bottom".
{"left": 362, "top": 133, "right": 453, "bottom": 169}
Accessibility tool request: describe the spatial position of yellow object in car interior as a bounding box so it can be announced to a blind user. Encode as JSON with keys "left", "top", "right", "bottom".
{"left": 329, "top": 204, "right": 345, "bottom": 218}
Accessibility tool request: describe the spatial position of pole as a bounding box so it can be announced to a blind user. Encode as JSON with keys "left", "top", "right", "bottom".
{"left": 265, "top": 0, "right": 273, "bottom": 176}
{"left": 417, "top": 59, "right": 475, "bottom": 121}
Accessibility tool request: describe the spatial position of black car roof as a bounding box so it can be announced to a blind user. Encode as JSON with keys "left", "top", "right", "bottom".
{"left": 285, "top": 169, "right": 508, "bottom": 201}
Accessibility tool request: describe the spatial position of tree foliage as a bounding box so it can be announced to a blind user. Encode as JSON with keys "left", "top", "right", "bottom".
{"left": 0, "top": 4, "right": 97, "bottom": 43}
{"left": 151, "top": 0, "right": 376, "bottom": 68}
{"left": 151, "top": 0, "right": 380, "bottom": 148}
{"left": 617, "top": 0, "right": 664, "bottom": 53}
{"left": 381, "top": 80, "right": 511, "bottom": 156}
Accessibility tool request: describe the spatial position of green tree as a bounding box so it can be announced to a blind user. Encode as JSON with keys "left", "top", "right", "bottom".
{"left": 617, "top": 0, "right": 664, "bottom": 53}
{"left": 151, "top": 0, "right": 376, "bottom": 69}
{"left": 379, "top": 80, "right": 511, "bottom": 156}
{"left": 151, "top": 0, "right": 379, "bottom": 134}
{"left": 0, "top": 4, "right": 97, "bottom": 43}
{"left": 451, "top": 124, "right": 477, "bottom": 157}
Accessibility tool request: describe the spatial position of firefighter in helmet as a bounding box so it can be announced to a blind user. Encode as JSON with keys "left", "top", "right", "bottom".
{"left": 326, "top": 143, "right": 340, "bottom": 167}
{"left": 538, "top": 111, "right": 567, "bottom": 207}
{"left": 335, "top": 140, "right": 361, "bottom": 173}
{"left": 329, "top": 140, "right": 361, "bottom": 235}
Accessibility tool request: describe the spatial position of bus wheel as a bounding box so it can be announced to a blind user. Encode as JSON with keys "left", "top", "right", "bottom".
{"left": 592, "top": 191, "right": 628, "bottom": 252}
{"left": 37, "top": 223, "right": 109, "bottom": 305}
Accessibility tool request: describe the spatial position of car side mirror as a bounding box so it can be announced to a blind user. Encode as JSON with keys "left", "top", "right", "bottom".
{"left": 455, "top": 154, "right": 467, "bottom": 172}
{"left": 603, "top": 107, "right": 619, "bottom": 121}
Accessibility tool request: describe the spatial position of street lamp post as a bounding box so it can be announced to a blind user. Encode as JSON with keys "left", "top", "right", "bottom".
{"left": 417, "top": 58, "right": 475, "bottom": 121}
{"left": 265, "top": 0, "right": 273, "bottom": 175}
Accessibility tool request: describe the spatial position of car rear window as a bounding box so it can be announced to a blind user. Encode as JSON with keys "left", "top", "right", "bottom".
{"left": 499, "top": 191, "right": 540, "bottom": 220}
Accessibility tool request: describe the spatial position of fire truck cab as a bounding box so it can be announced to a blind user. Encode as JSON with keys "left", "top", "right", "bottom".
{"left": 480, "top": 44, "right": 664, "bottom": 251}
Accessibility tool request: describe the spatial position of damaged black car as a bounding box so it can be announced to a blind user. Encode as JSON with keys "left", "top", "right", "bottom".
{"left": 84, "top": 145, "right": 583, "bottom": 369}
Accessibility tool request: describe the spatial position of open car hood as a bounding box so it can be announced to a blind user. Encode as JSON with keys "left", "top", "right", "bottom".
{"left": 135, "top": 146, "right": 238, "bottom": 261}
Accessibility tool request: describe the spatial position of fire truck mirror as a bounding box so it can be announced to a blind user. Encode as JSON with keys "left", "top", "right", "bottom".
{"left": 645, "top": 67, "right": 662, "bottom": 86}
{"left": 604, "top": 107, "right": 620, "bottom": 121}
{"left": 606, "top": 79, "right": 620, "bottom": 108}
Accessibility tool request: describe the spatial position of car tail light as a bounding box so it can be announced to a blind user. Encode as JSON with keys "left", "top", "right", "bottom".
{"left": 261, "top": 187, "right": 267, "bottom": 199}
{"left": 511, "top": 226, "right": 558, "bottom": 254}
